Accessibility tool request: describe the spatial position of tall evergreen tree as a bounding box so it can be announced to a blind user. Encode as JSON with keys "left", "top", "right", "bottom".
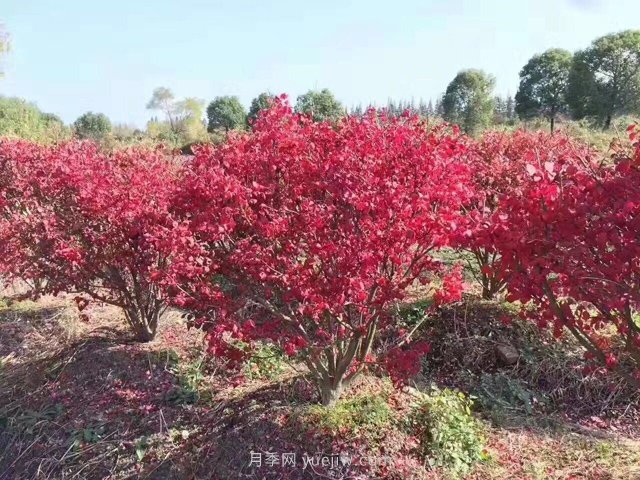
{"left": 350, "top": 104, "right": 364, "bottom": 117}
{"left": 418, "top": 99, "right": 428, "bottom": 117}
{"left": 493, "top": 96, "right": 507, "bottom": 124}
{"left": 435, "top": 96, "right": 445, "bottom": 117}
{"left": 505, "top": 95, "right": 516, "bottom": 123}
{"left": 427, "top": 99, "right": 435, "bottom": 118}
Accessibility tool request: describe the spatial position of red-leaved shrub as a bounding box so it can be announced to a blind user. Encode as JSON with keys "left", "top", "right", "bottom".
{"left": 164, "top": 97, "right": 476, "bottom": 404}
{"left": 0, "top": 140, "right": 180, "bottom": 341}
{"left": 4, "top": 103, "right": 638, "bottom": 399}
{"left": 485, "top": 126, "right": 640, "bottom": 383}
{"left": 463, "top": 130, "right": 598, "bottom": 299}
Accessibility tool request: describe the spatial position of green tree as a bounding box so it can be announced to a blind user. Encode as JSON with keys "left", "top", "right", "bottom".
{"left": 566, "top": 30, "right": 640, "bottom": 129}
{"left": 350, "top": 103, "right": 364, "bottom": 117}
{"left": 146, "top": 87, "right": 207, "bottom": 144}
{"left": 515, "top": 49, "right": 572, "bottom": 132}
{"left": 442, "top": 69, "right": 495, "bottom": 135}
{"left": 505, "top": 94, "right": 515, "bottom": 122}
{"left": 493, "top": 95, "right": 507, "bottom": 124}
{"left": 73, "top": 111, "right": 112, "bottom": 140}
{"left": 146, "top": 87, "right": 180, "bottom": 131}
{"left": 0, "top": 96, "right": 70, "bottom": 143}
{"left": 435, "top": 96, "right": 445, "bottom": 117}
{"left": 248, "top": 92, "right": 275, "bottom": 126}
{"left": 206, "top": 96, "right": 247, "bottom": 132}
{"left": 177, "top": 97, "right": 207, "bottom": 142}
{"left": 295, "top": 89, "right": 344, "bottom": 122}
{"left": 146, "top": 117, "right": 176, "bottom": 142}
{"left": 112, "top": 123, "right": 142, "bottom": 141}
{"left": 427, "top": 99, "right": 435, "bottom": 118}
{"left": 41, "top": 112, "right": 63, "bottom": 126}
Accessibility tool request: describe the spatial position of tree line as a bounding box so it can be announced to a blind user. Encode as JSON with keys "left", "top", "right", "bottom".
{"left": 1, "top": 29, "right": 639, "bottom": 144}
{"left": 143, "top": 87, "right": 347, "bottom": 142}
{"left": 441, "top": 30, "right": 640, "bottom": 134}
{"left": 196, "top": 29, "right": 640, "bottom": 137}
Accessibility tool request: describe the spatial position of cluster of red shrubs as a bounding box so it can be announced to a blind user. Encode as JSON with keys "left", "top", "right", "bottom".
{"left": 1, "top": 96, "right": 638, "bottom": 403}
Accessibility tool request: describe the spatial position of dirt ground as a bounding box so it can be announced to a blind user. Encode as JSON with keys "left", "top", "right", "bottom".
{"left": 1, "top": 292, "right": 639, "bottom": 479}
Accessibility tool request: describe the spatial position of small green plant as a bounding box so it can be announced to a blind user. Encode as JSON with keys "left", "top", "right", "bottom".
{"left": 408, "top": 387, "right": 486, "bottom": 477}
{"left": 305, "top": 393, "right": 393, "bottom": 440}
{"left": 135, "top": 435, "right": 149, "bottom": 462}
{"left": 6, "top": 299, "right": 41, "bottom": 313}
{"left": 71, "top": 421, "right": 107, "bottom": 447}
{"left": 594, "top": 440, "right": 615, "bottom": 461}
{"left": 9, "top": 403, "right": 64, "bottom": 434}
{"left": 398, "top": 299, "right": 433, "bottom": 326}
{"left": 164, "top": 356, "right": 206, "bottom": 406}
{"left": 243, "top": 343, "right": 287, "bottom": 380}
{"left": 164, "top": 385, "right": 199, "bottom": 405}
{"left": 149, "top": 349, "right": 180, "bottom": 370}
{"left": 179, "top": 357, "right": 205, "bottom": 387}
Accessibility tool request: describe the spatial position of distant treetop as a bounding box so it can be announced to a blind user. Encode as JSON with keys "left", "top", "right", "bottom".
{"left": 295, "top": 89, "right": 344, "bottom": 122}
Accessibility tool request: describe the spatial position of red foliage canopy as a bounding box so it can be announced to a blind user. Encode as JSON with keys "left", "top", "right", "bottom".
{"left": 0, "top": 140, "right": 180, "bottom": 340}
{"left": 4, "top": 103, "right": 636, "bottom": 398}
{"left": 165, "top": 97, "right": 476, "bottom": 404}
{"left": 483, "top": 127, "right": 640, "bottom": 382}
{"left": 463, "top": 130, "right": 598, "bottom": 299}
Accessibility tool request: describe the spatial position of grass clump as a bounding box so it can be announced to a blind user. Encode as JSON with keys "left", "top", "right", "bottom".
{"left": 475, "top": 372, "right": 547, "bottom": 416}
{"left": 243, "top": 343, "right": 287, "bottom": 380}
{"left": 306, "top": 393, "right": 394, "bottom": 440}
{"left": 163, "top": 354, "right": 207, "bottom": 406}
{"left": 408, "top": 387, "right": 486, "bottom": 477}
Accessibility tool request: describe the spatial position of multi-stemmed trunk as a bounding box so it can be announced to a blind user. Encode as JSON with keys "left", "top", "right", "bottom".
{"left": 542, "top": 278, "right": 640, "bottom": 389}
{"left": 305, "top": 320, "right": 378, "bottom": 407}
{"left": 472, "top": 248, "right": 507, "bottom": 300}
{"left": 123, "top": 297, "right": 164, "bottom": 342}
{"left": 115, "top": 267, "right": 166, "bottom": 342}
{"left": 254, "top": 294, "right": 381, "bottom": 407}
{"left": 88, "top": 267, "right": 167, "bottom": 342}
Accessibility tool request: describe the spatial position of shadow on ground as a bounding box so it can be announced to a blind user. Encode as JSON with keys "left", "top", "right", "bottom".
{"left": 1, "top": 296, "right": 639, "bottom": 480}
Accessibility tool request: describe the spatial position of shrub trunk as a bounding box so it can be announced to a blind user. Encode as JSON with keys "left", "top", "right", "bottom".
{"left": 319, "top": 380, "right": 344, "bottom": 407}
{"left": 123, "top": 297, "right": 163, "bottom": 342}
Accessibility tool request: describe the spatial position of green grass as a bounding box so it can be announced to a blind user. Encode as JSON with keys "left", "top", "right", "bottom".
{"left": 305, "top": 393, "right": 394, "bottom": 440}
{"left": 0, "top": 299, "right": 40, "bottom": 314}
{"left": 408, "top": 387, "right": 487, "bottom": 478}
{"left": 243, "top": 343, "right": 288, "bottom": 380}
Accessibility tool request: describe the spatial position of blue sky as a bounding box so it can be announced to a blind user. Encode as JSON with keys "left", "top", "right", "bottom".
{"left": 1, "top": 0, "right": 638, "bottom": 127}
